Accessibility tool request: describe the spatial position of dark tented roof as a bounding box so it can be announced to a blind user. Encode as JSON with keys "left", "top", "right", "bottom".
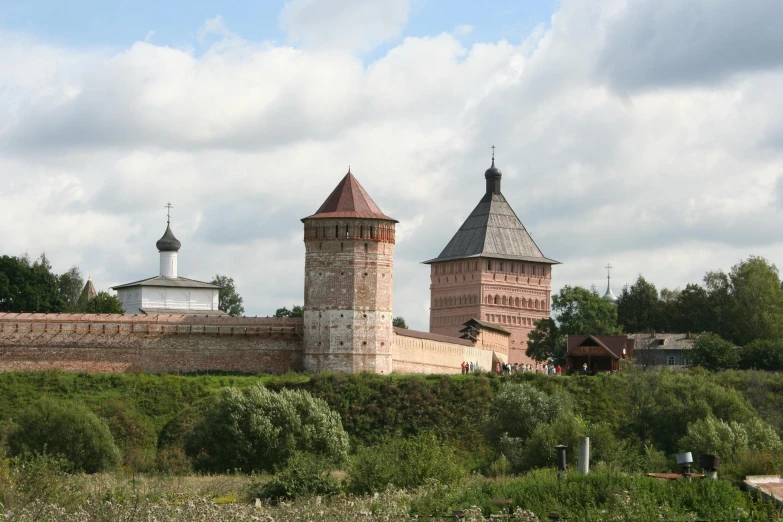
{"left": 302, "top": 171, "right": 397, "bottom": 222}
{"left": 424, "top": 192, "right": 559, "bottom": 264}
{"left": 112, "top": 276, "right": 220, "bottom": 290}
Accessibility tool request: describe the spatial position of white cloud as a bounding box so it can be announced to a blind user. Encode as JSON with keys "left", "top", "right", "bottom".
{"left": 1, "top": 2, "right": 783, "bottom": 331}
{"left": 279, "top": 0, "right": 411, "bottom": 52}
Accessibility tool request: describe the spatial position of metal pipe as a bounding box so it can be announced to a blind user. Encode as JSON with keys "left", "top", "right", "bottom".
{"left": 578, "top": 437, "right": 590, "bottom": 475}
{"left": 555, "top": 445, "right": 567, "bottom": 479}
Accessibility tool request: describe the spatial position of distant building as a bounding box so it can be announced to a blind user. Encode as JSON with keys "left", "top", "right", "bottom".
{"left": 566, "top": 335, "right": 634, "bottom": 373}
{"left": 628, "top": 332, "right": 694, "bottom": 368}
{"left": 424, "top": 153, "right": 560, "bottom": 365}
{"left": 112, "top": 212, "right": 224, "bottom": 316}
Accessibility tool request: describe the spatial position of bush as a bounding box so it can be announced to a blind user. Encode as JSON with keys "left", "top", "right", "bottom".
{"left": 485, "top": 382, "right": 570, "bottom": 445}
{"left": 690, "top": 332, "right": 739, "bottom": 371}
{"left": 94, "top": 400, "right": 157, "bottom": 472}
{"left": 185, "top": 385, "right": 349, "bottom": 473}
{"left": 251, "top": 453, "right": 341, "bottom": 500}
{"left": 348, "top": 432, "right": 465, "bottom": 494}
{"left": 739, "top": 339, "right": 783, "bottom": 371}
{"left": 679, "top": 415, "right": 783, "bottom": 462}
{"left": 6, "top": 398, "right": 120, "bottom": 473}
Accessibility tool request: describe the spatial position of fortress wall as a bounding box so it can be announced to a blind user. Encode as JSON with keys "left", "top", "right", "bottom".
{"left": 0, "top": 314, "right": 304, "bottom": 373}
{"left": 391, "top": 329, "right": 497, "bottom": 374}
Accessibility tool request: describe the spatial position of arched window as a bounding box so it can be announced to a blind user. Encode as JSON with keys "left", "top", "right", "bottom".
{"left": 515, "top": 297, "right": 520, "bottom": 307}
{"left": 486, "top": 295, "right": 492, "bottom": 305}
{"left": 528, "top": 298, "right": 533, "bottom": 308}
{"left": 360, "top": 225, "right": 364, "bottom": 238}
{"left": 494, "top": 295, "right": 500, "bottom": 305}
{"left": 502, "top": 296, "right": 507, "bottom": 306}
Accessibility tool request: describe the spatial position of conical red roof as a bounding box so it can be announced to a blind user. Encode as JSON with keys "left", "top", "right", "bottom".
{"left": 303, "top": 171, "right": 397, "bottom": 222}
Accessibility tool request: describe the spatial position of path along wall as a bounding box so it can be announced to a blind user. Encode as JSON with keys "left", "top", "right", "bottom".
{"left": 0, "top": 313, "right": 303, "bottom": 373}
{"left": 391, "top": 327, "right": 505, "bottom": 374}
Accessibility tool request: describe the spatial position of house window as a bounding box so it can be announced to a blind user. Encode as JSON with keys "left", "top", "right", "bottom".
{"left": 487, "top": 260, "right": 493, "bottom": 270}
{"left": 667, "top": 356, "right": 675, "bottom": 366}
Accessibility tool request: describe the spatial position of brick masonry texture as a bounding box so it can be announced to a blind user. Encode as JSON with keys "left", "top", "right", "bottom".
{"left": 302, "top": 218, "right": 395, "bottom": 374}
{"left": 429, "top": 259, "right": 552, "bottom": 365}
{"left": 0, "top": 314, "right": 303, "bottom": 373}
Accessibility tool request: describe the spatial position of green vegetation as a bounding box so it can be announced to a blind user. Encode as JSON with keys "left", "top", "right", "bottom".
{"left": 84, "top": 291, "right": 125, "bottom": 313}
{"left": 211, "top": 274, "right": 245, "bottom": 316}
{"left": 0, "top": 370, "right": 782, "bottom": 520}
{"left": 7, "top": 398, "right": 120, "bottom": 473}
{"left": 184, "top": 385, "right": 349, "bottom": 472}
{"left": 273, "top": 305, "right": 303, "bottom": 317}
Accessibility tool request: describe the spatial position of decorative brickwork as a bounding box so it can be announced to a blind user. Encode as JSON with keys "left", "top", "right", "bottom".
{"left": 428, "top": 258, "right": 552, "bottom": 365}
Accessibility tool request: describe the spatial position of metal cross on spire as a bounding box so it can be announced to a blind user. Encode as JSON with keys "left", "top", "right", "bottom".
{"left": 605, "top": 263, "right": 613, "bottom": 280}
{"left": 165, "top": 202, "right": 173, "bottom": 224}
{"left": 491, "top": 144, "right": 495, "bottom": 162}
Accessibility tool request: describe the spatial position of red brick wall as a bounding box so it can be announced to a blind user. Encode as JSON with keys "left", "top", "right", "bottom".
{"left": 429, "top": 259, "right": 552, "bottom": 365}
{"left": 0, "top": 314, "right": 304, "bottom": 373}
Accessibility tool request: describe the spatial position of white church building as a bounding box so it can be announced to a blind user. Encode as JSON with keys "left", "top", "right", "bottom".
{"left": 112, "top": 214, "right": 225, "bottom": 316}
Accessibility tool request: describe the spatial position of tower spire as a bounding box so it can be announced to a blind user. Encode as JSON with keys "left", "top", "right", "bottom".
{"left": 484, "top": 145, "right": 502, "bottom": 195}
{"left": 602, "top": 263, "right": 618, "bottom": 304}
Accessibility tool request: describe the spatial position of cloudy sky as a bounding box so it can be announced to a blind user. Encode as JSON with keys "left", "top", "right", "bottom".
{"left": 2, "top": 0, "right": 783, "bottom": 329}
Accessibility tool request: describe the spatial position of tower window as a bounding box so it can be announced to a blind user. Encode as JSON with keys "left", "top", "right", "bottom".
{"left": 340, "top": 242, "right": 344, "bottom": 251}
{"left": 360, "top": 225, "right": 364, "bottom": 238}
{"left": 487, "top": 260, "right": 493, "bottom": 270}
{"left": 335, "top": 225, "right": 339, "bottom": 238}
{"left": 345, "top": 225, "right": 349, "bottom": 238}
{"left": 370, "top": 226, "right": 374, "bottom": 239}
{"left": 364, "top": 243, "right": 368, "bottom": 253}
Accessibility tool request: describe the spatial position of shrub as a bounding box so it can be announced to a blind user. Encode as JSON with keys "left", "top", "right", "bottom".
{"left": 94, "top": 400, "right": 157, "bottom": 472}
{"left": 739, "top": 339, "right": 783, "bottom": 371}
{"left": 627, "top": 370, "right": 756, "bottom": 454}
{"left": 485, "top": 382, "right": 570, "bottom": 445}
{"left": 185, "top": 385, "right": 349, "bottom": 473}
{"left": 6, "top": 398, "right": 120, "bottom": 473}
{"left": 516, "top": 413, "right": 586, "bottom": 471}
{"left": 251, "top": 453, "right": 341, "bottom": 500}
{"left": 690, "top": 332, "right": 739, "bottom": 371}
{"left": 679, "top": 415, "right": 783, "bottom": 462}
{"left": 348, "top": 432, "right": 465, "bottom": 494}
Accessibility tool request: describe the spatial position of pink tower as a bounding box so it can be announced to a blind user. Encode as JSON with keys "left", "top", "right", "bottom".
{"left": 423, "top": 153, "right": 560, "bottom": 365}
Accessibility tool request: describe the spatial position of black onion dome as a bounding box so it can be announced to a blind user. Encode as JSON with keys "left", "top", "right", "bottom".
{"left": 156, "top": 224, "right": 181, "bottom": 252}
{"left": 484, "top": 158, "right": 502, "bottom": 179}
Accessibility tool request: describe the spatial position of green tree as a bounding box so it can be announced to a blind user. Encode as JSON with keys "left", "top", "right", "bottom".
{"left": 392, "top": 316, "right": 408, "bottom": 328}
{"left": 727, "top": 256, "right": 783, "bottom": 345}
{"left": 526, "top": 318, "right": 565, "bottom": 363}
{"left": 690, "top": 332, "right": 739, "bottom": 371}
{"left": 274, "top": 305, "right": 304, "bottom": 318}
{"left": 617, "top": 275, "right": 660, "bottom": 333}
{"left": 671, "top": 283, "right": 713, "bottom": 334}
{"left": 0, "top": 254, "right": 65, "bottom": 313}
{"left": 85, "top": 291, "right": 125, "bottom": 314}
{"left": 7, "top": 398, "right": 121, "bottom": 473}
{"left": 58, "top": 266, "right": 84, "bottom": 312}
{"left": 552, "top": 285, "right": 620, "bottom": 335}
{"left": 211, "top": 274, "right": 245, "bottom": 316}
{"left": 185, "top": 386, "right": 349, "bottom": 473}
{"left": 704, "top": 270, "right": 733, "bottom": 340}
{"left": 738, "top": 339, "right": 783, "bottom": 371}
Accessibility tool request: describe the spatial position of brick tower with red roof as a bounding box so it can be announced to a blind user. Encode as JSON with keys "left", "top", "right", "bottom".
{"left": 301, "top": 169, "right": 397, "bottom": 373}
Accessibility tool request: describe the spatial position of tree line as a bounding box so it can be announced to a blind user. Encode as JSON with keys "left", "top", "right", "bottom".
{"left": 0, "top": 253, "right": 123, "bottom": 314}
{"left": 527, "top": 256, "right": 783, "bottom": 370}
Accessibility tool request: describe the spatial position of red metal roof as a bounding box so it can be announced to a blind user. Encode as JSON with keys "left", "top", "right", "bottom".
{"left": 302, "top": 171, "right": 397, "bottom": 222}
